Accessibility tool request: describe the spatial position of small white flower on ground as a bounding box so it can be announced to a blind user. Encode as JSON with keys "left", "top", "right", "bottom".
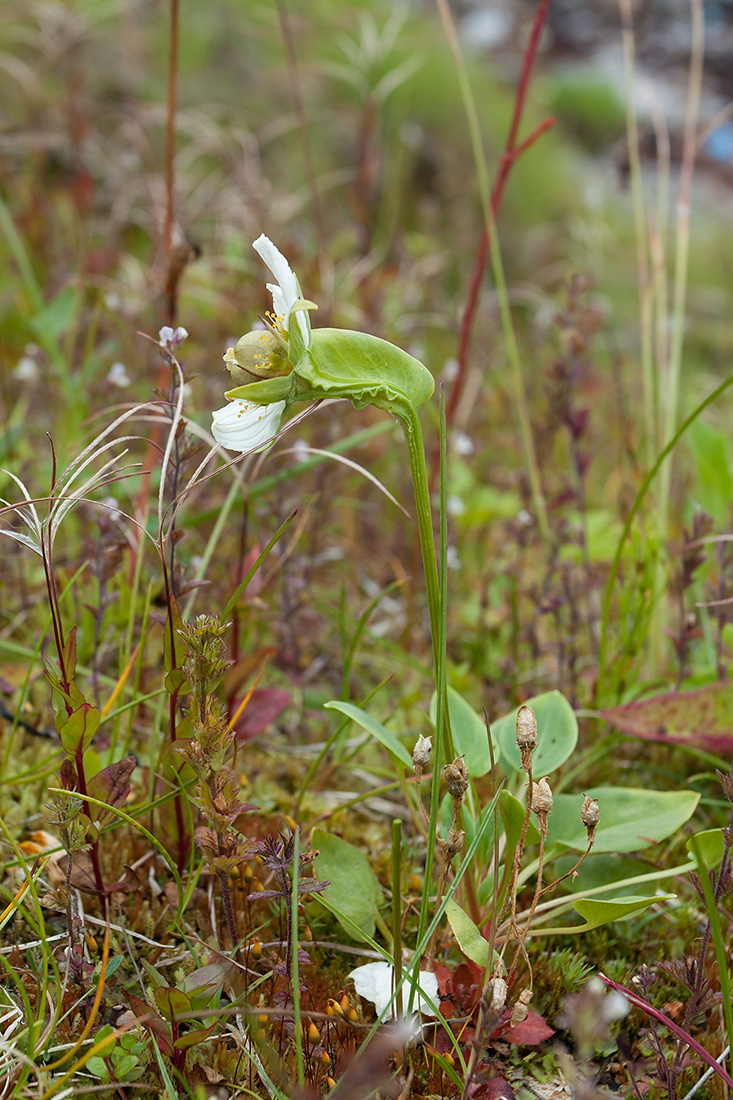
{"left": 451, "top": 430, "right": 474, "bottom": 456}
{"left": 211, "top": 399, "right": 286, "bottom": 453}
{"left": 349, "top": 961, "right": 439, "bottom": 1018}
{"left": 13, "top": 356, "right": 38, "bottom": 381}
{"left": 253, "top": 234, "right": 309, "bottom": 346}
{"left": 106, "top": 362, "right": 130, "bottom": 387}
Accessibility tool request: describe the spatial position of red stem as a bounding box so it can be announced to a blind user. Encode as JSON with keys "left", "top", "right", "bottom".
{"left": 598, "top": 973, "right": 733, "bottom": 1089}
{"left": 443, "top": 0, "right": 553, "bottom": 435}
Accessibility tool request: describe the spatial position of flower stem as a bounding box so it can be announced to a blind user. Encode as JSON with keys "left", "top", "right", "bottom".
{"left": 400, "top": 405, "right": 454, "bottom": 765}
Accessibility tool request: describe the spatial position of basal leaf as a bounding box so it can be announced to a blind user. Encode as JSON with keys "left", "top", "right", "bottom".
{"left": 429, "top": 687, "right": 493, "bottom": 777}
{"left": 549, "top": 786, "right": 699, "bottom": 853}
{"left": 445, "top": 898, "right": 489, "bottom": 968}
{"left": 492, "top": 691, "right": 577, "bottom": 776}
{"left": 572, "top": 893, "right": 676, "bottom": 931}
{"left": 313, "top": 828, "right": 384, "bottom": 942}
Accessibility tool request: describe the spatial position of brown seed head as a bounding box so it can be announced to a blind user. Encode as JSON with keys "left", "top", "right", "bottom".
{"left": 442, "top": 826, "right": 465, "bottom": 860}
{"left": 510, "top": 988, "right": 532, "bottom": 1027}
{"left": 412, "top": 734, "right": 432, "bottom": 773}
{"left": 444, "top": 756, "right": 469, "bottom": 800}
{"left": 516, "top": 705, "right": 538, "bottom": 751}
{"left": 531, "top": 776, "right": 553, "bottom": 816}
{"left": 581, "top": 795, "right": 600, "bottom": 842}
{"left": 516, "top": 705, "right": 538, "bottom": 772}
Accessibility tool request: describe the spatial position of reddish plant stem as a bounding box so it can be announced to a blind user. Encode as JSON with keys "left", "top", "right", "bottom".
{"left": 164, "top": 0, "right": 179, "bottom": 325}
{"left": 598, "top": 973, "right": 733, "bottom": 1089}
{"left": 439, "top": 0, "right": 553, "bottom": 449}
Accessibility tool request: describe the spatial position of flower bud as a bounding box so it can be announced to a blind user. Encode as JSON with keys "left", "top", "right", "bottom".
{"left": 444, "top": 756, "right": 469, "bottom": 800}
{"left": 224, "top": 330, "right": 291, "bottom": 386}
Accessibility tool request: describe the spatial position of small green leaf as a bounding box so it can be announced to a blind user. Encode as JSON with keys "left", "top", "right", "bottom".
{"left": 445, "top": 898, "right": 489, "bottom": 968}
{"left": 313, "top": 828, "right": 384, "bottom": 942}
{"left": 492, "top": 691, "right": 578, "bottom": 776}
{"left": 500, "top": 789, "right": 541, "bottom": 851}
{"left": 59, "top": 703, "right": 100, "bottom": 756}
{"left": 572, "top": 893, "right": 675, "bottom": 931}
{"left": 173, "top": 1023, "right": 217, "bottom": 1050}
{"left": 429, "top": 687, "right": 492, "bottom": 777}
{"left": 686, "top": 829, "right": 724, "bottom": 867}
{"left": 549, "top": 786, "right": 699, "bottom": 853}
{"left": 324, "top": 700, "right": 413, "bottom": 768}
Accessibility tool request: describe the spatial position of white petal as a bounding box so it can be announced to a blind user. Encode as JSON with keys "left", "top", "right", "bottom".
{"left": 211, "top": 400, "right": 286, "bottom": 453}
{"left": 348, "top": 962, "right": 439, "bottom": 1018}
{"left": 252, "top": 234, "right": 309, "bottom": 346}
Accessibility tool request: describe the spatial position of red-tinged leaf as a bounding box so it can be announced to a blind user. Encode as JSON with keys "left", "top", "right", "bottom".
{"left": 58, "top": 702, "right": 100, "bottom": 756}
{"left": 87, "top": 755, "right": 136, "bottom": 814}
{"left": 154, "top": 986, "right": 192, "bottom": 1022}
{"left": 224, "top": 648, "right": 277, "bottom": 699}
{"left": 174, "top": 1023, "right": 217, "bottom": 1051}
{"left": 231, "top": 688, "right": 291, "bottom": 740}
{"left": 602, "top": 681, "right": 733, "bottom": 754}
{"left": 434, "top": 964, "right": 455, "bottom": 998}
{"left": 63, "top": 626, "right": 78, "bottom": 682}
{"left": 469, "top": 1077, "right": 516, "bottom": 1099}
{"left": 165, "top": 667, "right": 190, "bottom": 696}
{"left": 126, "top": 992, "right": 172, "bottom": 1056}
{"left": 450, "top": 961, "right": 482, "bottom": 1014}
{"left": 180, "top": 959, "right": 235, "bottom": 1003}
{"left": 498, "top": 1010, "right": 555, "bottom": 1045}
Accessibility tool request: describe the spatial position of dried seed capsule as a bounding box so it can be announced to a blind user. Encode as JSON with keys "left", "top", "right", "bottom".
{"left": 490, "top": 976, "right": 508, "bottom": 1012}
{"left": 581, "top": 796, "right": 600, "bottom": 843}
{"left": 531, "top": 777, "right": 553, "bottom": 816}
{"left": 516, "top": 705, "right": 538, "bottom": 752}
{"left": 412, "top": 734, "right": 433, "bottom": 773}
{"left": 510, "top": 988, "right": 532, "bottom": 1027}
{"left": 444, "top": 757, "right": 469, "bottom": 800}
{"left": 442, "top": 826, "right": 465, "bottom": 860}
{"left": 531, "top": 776, "right": 553, "bottom": 836}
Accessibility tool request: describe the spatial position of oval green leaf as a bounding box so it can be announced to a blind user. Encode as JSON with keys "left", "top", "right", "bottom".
{"left": 313, "top": 828, "right": 384, "bottom": 942}
{"left": 573, "top": 893, "right": 676, "bottom": 931}
{"left": 549, "top": 786, "right": 699, "bottom": 853}
{"left": 445, "top": 898, "right": 489, "bottom": 968}
{"left": 491, "top": 691, "right": 578, "bottom": 776}
{"left": 429, "top": 687, "right": 492, "bottom": 777}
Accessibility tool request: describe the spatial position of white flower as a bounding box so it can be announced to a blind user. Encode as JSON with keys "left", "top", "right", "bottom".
{"left": 349, "top": 961, "right": 439, "bottom": 1019}
{"left": 158, "top": 325, "right": 188, "bottom": 350}
{"left": 253, "top": 234, "right": 309, "bottom": 347}
{"left": 211, "top": 399, "right": 286, "bottom": 453}
{"left": 107, "top": 361, "right": 130, "bottom": 387}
